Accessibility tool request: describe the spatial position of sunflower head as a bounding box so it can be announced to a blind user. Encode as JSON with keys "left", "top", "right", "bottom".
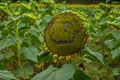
{"left": 44, "top": 11, "right": 89, "bottom": 56}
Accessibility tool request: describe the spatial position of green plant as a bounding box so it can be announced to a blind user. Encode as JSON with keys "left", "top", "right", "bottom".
{"left": 0, "top": 1, "right": 50, "bottom": 79}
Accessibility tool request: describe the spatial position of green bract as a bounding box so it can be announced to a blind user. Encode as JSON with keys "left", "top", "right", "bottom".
{"left": 44, "top": 11, "right": 89, "bottom": 56}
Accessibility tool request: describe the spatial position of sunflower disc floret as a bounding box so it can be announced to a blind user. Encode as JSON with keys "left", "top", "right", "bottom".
{"left": 44, "top": 11, "right": 88, "bottom": 56}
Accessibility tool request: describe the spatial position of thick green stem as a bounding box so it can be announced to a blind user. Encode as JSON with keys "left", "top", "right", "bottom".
{"left": 15, "top": 22, "right": 21, "bottom": 67}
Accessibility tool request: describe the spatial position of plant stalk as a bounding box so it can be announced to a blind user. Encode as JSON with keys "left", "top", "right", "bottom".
{"left": 15, "top": 21, "right": 21, "bottom": 67}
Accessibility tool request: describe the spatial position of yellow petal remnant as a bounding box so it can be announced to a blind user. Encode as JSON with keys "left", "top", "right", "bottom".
{"left": 53, "top": 54, "right": 58, "bottom": 58}
{"left": 59, "top": 56, "right": 65, "bottom": 60}
{"left": 66, "top": 55, "right": 71, "bottom": 62}
{"left": 53, "top": 54, "right": 58, "bottom": 63}
{"left": 44, "top": 47, "right": 49, "bottom": 51}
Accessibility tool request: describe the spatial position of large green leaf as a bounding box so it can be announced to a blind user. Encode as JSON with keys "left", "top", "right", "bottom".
{"left": 20, "top": 46, "right": 38, "bottom": 62}
{"left": 15, "top": 64, "right": 33, "bottom": 79}
{"left": 0, "top": 53, "right": 6, "bottom": 60}
{"left": 85, "top": 46, "right": 106, "bottom": 66}
{"left": 104, "top": 39, "right": 116, "bottom": 49}
{"left": 0, "top": 36, "right": 16, "bottom": 50}
{"left": 31, "top": 65, "right": 58, "bottom": 80}
{"left": 73, "top": 70, "right": 91, "bottom": 80}
{"left": 111, "top": 47, "right": 120, "bottom": 60}
{"left": 31, "top": 64, "right": 75, "bottom": 80}
{"left": 46, "top": 64, "right": 75, "bottom": 80}
{"left": 0, "top": 70, "right": 18, "bottom": 80}
{"left": 111, "top": 30, "right": 120, "bottom": 40}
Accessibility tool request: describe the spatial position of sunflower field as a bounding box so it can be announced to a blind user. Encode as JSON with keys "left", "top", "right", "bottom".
{"left": 0, "top": 0, "right": 120, "bottom": 80}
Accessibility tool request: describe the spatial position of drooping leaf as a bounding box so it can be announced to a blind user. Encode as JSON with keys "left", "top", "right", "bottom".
{"left": 20, "top": 46, "right": 38, "bottom": 62}
{"left": 73, "top": 70, "right": 91, "bottom": 80}
{"left": 0, "top": 70, "right": 18, "bottom": 80}
{"left": 0, "top": 36, "right": 16, "bottom": 50}
{"left": 85, "top": 46, "right": 106, "bottom": 66}
{"left": 23, "top": 13, "right": 37, "bottom": 20}
{"left": 38, "top": 50, "right": 49, "bottom": 56}
{"left": 31, "top": 64, "right": 75, "bottom": 80}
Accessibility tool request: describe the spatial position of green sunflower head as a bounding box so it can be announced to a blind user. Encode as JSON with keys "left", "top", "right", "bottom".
{"left": 44, "top": 11, "right": 89, "bottom": 56}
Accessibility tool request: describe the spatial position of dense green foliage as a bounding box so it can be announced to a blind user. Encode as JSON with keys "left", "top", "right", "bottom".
{"left": 0, "top": 0, "right": 120, "bottom": 80}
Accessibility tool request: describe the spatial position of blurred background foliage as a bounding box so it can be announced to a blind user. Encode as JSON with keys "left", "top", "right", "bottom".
{"left": 0, "top": 0, "right": 120, "bottom": 4}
